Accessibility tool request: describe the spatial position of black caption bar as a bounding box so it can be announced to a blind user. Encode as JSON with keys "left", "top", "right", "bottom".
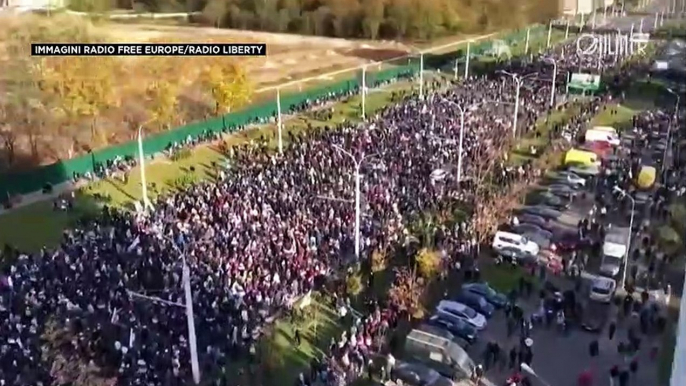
{"left": 31, "top": 43, "right": 267, "bottom": 56}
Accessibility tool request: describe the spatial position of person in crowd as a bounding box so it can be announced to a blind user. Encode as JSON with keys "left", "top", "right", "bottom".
{"left": 0, "top": 37, "right": 662, "bottom": 386}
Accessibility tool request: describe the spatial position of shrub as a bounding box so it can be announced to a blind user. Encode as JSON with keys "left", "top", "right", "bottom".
{"left": 346, "top": 271, "right": 364, "bottom": 297}
{"left": 371, "top": 249, "right": 389, "bottom": 273}
{"left": 416, "top": 248, "right": 441, "bottom": 279}
{"left": 170, "top": 148, "right": 192, "bottom": 162}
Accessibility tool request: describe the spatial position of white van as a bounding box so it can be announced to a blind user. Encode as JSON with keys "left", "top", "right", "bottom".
{"left": 599, "top": 228, "right": 630, "bottom": 277}
{"left": 593, "top": 126, "right": 618, "bottom": 135}
{"left": 491, "top": 231, "right": 540, "bottom": 256}
{"left": 585, "top": 129, "right": 620, "bottom": 146}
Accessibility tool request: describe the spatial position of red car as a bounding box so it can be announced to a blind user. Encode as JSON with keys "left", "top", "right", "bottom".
{"left": 553, "top": 231, "right": 588, "bottom": 252}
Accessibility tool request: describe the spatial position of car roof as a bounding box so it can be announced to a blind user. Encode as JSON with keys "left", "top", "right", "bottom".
{"left": 592, "top": 277, "right": 615, "bottom": 288}
{"left": 433, "top": 311, "right": 467, "bottom": 325}
{"left": 456, "top": 291, "right": 482, "bottom": 301}
{"left": 438, "top": 300, "right": 469, "bottom": 311}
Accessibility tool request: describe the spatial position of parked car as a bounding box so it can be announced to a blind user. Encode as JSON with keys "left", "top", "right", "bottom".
{"left": 552, "top": 231, "right": 587, "bottom": 252}
{"left": 526, "top": 191, "right": 571, "bottom": 210}
{"left": 461, "top": 283, "right": 508, "bottom": 308}
{"left": 581, "top": 300, "right": 611, "bottom": 333}
{"left": 452, "top": 292, "right": 495, "bottom": 318}
{"left": 516, "top": 213, "right": 550, "bottom": 228}
{"left": 495, "top": 246, "right": 535, "bottom": 265}
{"left": 392, "top": 361, "right": 456, "bottom": 386}
{"left": 522, "top": 231, "right": 553, "bottom": 249}
{"left": 516, "top": 206, "right": 563, "bottom": 220}
{"left": 589, "top": 277, "right": 617, "bottom": 303}
{"left": 512, "top": 224, "right": 553, "bottom": 239}
{"left": 436, "top": 300, "right": 487, "bottom": 330}
{"left": 427, "top": 313, "right": 478, "bottom": 344}
{"left": 542, "top": 184, "right": 580, "bottom": 199}
{"left": 492, "top": 231, "right": 539, "bottom": 257}
{"left": 416, "top": 323, "right": 471, "bottom": 349}
{"left": 556, "top": 171, "right": 587, "bottom": 185}
{"left": 546, "top": 173, "right": 585, "bottom": 189}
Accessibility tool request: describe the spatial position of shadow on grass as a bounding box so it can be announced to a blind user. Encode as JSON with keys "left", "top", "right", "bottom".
{"left": 217, "top": 297, "right": 344, "bottom": 386}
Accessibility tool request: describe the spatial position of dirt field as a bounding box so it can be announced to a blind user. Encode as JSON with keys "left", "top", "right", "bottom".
{"left": 104, "top": 23, "right": 414, "bottom": 94}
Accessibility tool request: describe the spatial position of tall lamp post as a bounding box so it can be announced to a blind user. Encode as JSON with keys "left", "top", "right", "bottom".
{"left": 361, "top": 65, "right": 367, "bottom": 120}
{"left": 276, "top": 88, "right": 283, "bottom": 154}
{"left": 664, "top": 87, "right": 681, "bottom": 171}
{"left": 543, "top": 58, "right": 558, "bottom": 107}
{"left": 497, "top": 71, "right": 538, "bottom": 137}
{"left": 520, "top": 363, "right": 552, "bottom": 386}
{"left": 136, "top": 119, "right": 156, "bottom": 211}
{"left": 614, "top": 186, "right": 635, "bottom": 290}
{"left": 332, "top": 145, "right": 378, "bottom": 259}
{"left": 126, "top": 239, "right": 201, "bottom": 384}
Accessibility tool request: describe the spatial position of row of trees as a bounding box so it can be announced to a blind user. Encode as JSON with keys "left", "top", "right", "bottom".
{"left": 199, "top": 0, "right": 559, "bottom": 40}
{"left": 0, "top": 14, "right": 252, "bottom": 171}
{"left": 75, "top": 0, "right": 559, "bottom": 40}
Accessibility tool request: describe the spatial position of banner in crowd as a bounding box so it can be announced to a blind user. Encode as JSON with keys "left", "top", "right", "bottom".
{"left": 568, "top": 73, "right": 602, "bottom": 91}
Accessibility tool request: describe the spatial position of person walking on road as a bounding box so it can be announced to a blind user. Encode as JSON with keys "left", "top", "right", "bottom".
{"left": 608, "top": 320, "right": 617, "bottom": 340}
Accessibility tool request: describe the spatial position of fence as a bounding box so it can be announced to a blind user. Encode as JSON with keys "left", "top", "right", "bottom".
{"left": 0, "top": 25, "right": 546, "bottom": 199}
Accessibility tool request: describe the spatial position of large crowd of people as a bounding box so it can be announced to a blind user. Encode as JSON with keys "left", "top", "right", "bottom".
{"left": 0, "top": 37, "right": 649, "bottom": 386}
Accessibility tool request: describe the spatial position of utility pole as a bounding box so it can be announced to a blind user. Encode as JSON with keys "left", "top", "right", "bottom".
{"left": 361, "top": 66, "right": 367, "bottom": 120}
{"left": 126, "top": 246, "right": 200, "bottom": 384}
{"left": 276, "top": 88, "right": 283, "bottom": 154}
{"left": 464, "top": 41, "right": 471, "bottom": 79}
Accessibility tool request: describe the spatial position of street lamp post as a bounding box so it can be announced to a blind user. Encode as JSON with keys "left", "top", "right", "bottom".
{"left": 498, "top": 71, "right": 537, "bottom": 137}
{"left": 276, "top": 88, "right": 283, "bottom": 154}
{"left": 524, "top": 27, "right": 530, "bottom": 55}
{"left": 543, "top": 58, "right": 557, "bottom": 107}
{"left": 520, "top": 363, "right": 552, "bottom": 386}
{"left": 546, "top": 21, "right": 553, "bottom": 48}
{"left": 464, "top": 41, "right": 471, "bottom": 79}
{"left": 663, "top": 87, "right": 680, "bottom": 173}
{"left": 419, "top": 52, "right": 425, "bottom": 98}
{"left": 332, "top": 145, "right": 378, "bottom": 259}
{"left": 136, "top": 125, "right": 150, "bottom": 210}
{"left": 361, "top": 65, "right": 367, "bottom": 120}
{"left": 613, "top": 186, "right": 635, "bottom": 290}
{"left": 126, "top": 240, "right": 201, "bottom": 384}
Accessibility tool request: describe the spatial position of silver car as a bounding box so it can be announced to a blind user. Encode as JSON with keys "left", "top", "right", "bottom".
{"left": 393, "top": 361, "right": 456, "bottom": 386}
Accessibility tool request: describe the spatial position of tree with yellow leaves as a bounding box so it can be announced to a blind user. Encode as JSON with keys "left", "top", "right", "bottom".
{"left": 138, "top": 57, "right": 187, "bottom": 131}
{"left": 200, "top": 60, "right": 252, "bottom": 116}
{"left": 389, "top": 267, "right": 425, "bottom": 319}
{"left": 415, "top": 248, "right": 441, "bottom": 279}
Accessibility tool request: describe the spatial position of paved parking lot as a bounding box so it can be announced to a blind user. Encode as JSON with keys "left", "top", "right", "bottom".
{"left": 478, "top": 172, "right": 665, "bottom": 385}
{"left": 474, "top": 282, "right": 660, "bottom": 386}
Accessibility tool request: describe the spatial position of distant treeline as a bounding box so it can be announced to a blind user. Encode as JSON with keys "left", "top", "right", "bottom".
{"left": 93, "top": 0, "right": 560, "bottom": 40}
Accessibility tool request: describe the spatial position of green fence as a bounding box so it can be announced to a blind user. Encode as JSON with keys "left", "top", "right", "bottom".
{"left": 0, "top": 26, "right": 546, "bottom": 199}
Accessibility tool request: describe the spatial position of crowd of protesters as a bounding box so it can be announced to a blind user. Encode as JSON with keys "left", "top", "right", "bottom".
{"left": 0, "top": 36, "right": 653, "bottom": 386}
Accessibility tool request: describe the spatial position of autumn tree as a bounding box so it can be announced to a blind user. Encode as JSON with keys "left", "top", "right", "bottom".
{"left": 362, "top": 0, "right": 385, "bottom": 39}
{"left": 415, "top": 248, "right": 441, "bottom": 279}
{"left": 388, "top": 267, "right": 425, "bottom": 319}
{"left": 138, "top": 57, "right": 188, "bottom": 130}
{"left": 200, "top": 60, "right": 252, "bottom": 116}
{"left": 346, "top": 270, "right": 364, "bottom": 296}
{"left": 371, "top": 248, "right": 389, "bottom": 273}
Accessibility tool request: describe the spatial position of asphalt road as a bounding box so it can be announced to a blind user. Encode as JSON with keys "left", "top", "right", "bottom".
{"left": 588, "top": 0, "right": 683, "bottom": 33}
